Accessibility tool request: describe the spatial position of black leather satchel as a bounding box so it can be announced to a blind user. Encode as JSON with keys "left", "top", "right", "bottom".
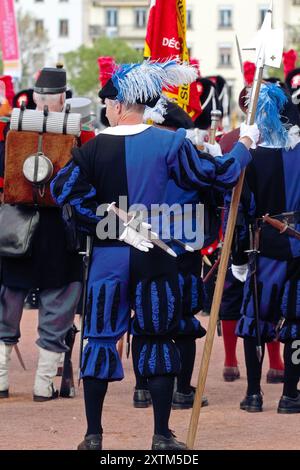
{"left": 62, "top": 203, "right": 83, "bottom": 252}
{"left": 0, "top": 204, "right": 40, "bottom": 257}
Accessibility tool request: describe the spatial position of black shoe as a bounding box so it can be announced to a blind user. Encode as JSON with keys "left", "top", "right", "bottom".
{"left": 172, "top": 389, "right": 208, "bottom": 410}
{"left": 33, "top": 385, "right": 59, "bottom": 402}
{"left": 278, "top": 391, "right": 300, "bottom": 414}
{"left": 223, "top": 366, "right": 241, "bottom": 382}
{"left": 0, "top": 390, "right": 9, "bottom": 399}
{"left": 240, "top": 392, "right": 263, "bottom": 412}
{"left": 133, "top": 389, "right": 152, "bottom": 408}
{"left": 77, "top": 434, "right": 102, "bottom": 450}
{"left": 266, "top": 368, "right": 284, "bottom": 384}
{"left": 152, "top": 433, "right": 187, "bottom": 450}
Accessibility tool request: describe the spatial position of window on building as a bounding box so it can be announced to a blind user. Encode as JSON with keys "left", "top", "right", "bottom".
{"left": 106, "top": 9, "right": 118, "bottom": 27}
{"left": 219, "top": 7, "right": 233, "bottom": 28}
{"left": 35, "top": 20, "right": 44, "bottom": 35}
{"left": 187, "top": 9, "right": 193, "bottom": 29}
{"left": 89, "top": 24, "right": 102, "bottom": 39}
{"left": 218, "top": 44, "right": 233, "bottom": 67}
{"left": 134, "top": 45, "right": 144, "bottom": 54}
{"left": 59, "top": 19, "right": 69, "bottom": 37}
{"left": 134, "top": 8, "right": 147, "bottom": 28}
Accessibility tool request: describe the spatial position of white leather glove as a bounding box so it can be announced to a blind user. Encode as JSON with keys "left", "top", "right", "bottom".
{"left": 107, "top": 202, "right": 155, "bottom": 252}
{"left": 203, "top": 142, "right": 223, "bottom": 157}
{"left": 231, "top": 264, "right": 248, "bottom": 283}
{"left": 186, "top": 128, "right": 208, "bottom": 147}
{"left": 239, "top": 123, "right": 260, "bottom": 149}
{"left": 119, "top": 225, "right": 154, "bottom": 252}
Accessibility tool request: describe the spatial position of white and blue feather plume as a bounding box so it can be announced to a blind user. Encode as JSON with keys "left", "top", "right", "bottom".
{"left": 111, "top": 59, "right": 198, "bottom": 105}
{"left": 254, "top": 83, "right": 289, "bottom": 148}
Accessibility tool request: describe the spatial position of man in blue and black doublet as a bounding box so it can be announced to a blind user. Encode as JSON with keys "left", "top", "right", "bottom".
{"left": 132, "top": 99, "right": 222, "bottom": 411}
{"left": 230, "top": 83, "right": 300, "bottom": 414}
{"left": 51, "top": 60, "right": 257, "bottom": 450}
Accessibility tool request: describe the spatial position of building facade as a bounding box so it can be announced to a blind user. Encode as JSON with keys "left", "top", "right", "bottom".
{"left": 88, "top": 0, "right": 149, "bottom": 53}
{"left": 186, "top": 0, "right": 300, "bottom": 104}
{"left": 15, "top": 0, "right": 300, "bottom": 102}
{"left": 86, "top": 0, "right": 300, "bottom": 103}
{"left": 15, "top": 0, "right": 89, "bottom": 66}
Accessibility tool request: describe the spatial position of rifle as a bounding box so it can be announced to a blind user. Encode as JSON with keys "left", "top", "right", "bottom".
{"left": 263, "top": 214, "right": 300, "bottom": 240}
{"left": 60, "top": 324, "right": 79, "bottom": 398}
{"left": 78, "top": 235, "right": 93, "bottom": 387}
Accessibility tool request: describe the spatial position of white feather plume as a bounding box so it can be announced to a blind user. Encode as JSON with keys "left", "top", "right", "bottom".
{"left": 143, "top": 96, "right": 168, "bottom": 124}
{"left": 160, "top": 61, "right": 199, "bottom": 88}
{"left": 112, "top": 60, "right": 198, "bottom": 105}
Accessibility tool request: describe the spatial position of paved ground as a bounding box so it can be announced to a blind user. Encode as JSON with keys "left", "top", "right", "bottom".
{"left": 0, "top": 310, "right": 300, "bottom": 451}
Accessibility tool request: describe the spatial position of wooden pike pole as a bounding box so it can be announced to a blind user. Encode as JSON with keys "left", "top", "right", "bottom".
{"left": 186, "top": 1, "right": 283, "bottom": 449}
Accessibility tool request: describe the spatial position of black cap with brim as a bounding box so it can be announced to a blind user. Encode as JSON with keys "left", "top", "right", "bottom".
{"left": 264, "top": 77, "right": 285, "bottom": 88}
{"left": 100, "top": 106, "right": 110, "bottom": 127}
{"left": 98, "top": 78, "right": 118, "bottom": 102}
{"left": 99, "top": 78, "right": 160, "bottom": 108}
{"left": 163, "top": 101, "right": 194, "bottom": 130}
{"left": 34, "top": 67, "right": 67, "bottom": 94}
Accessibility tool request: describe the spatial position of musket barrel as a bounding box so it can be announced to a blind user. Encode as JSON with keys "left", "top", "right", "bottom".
{"left": 263, "top": 214, "right": 287, "bottom": 233}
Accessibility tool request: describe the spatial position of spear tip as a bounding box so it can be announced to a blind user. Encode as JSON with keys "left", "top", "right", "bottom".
{"left": 268, "top": 0, "right": 273, "bottom": 12}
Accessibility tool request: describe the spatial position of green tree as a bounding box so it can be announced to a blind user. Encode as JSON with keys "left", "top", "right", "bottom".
{"left": 64, "top": 38, "right": 143, "bottom": 96}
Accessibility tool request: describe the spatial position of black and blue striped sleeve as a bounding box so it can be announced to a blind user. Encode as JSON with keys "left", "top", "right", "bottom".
{"left": 167, "top": 130, "right": 252, "bottom": 192}
{"left": 50, "top": 142, "right": 100, "bottom": 234}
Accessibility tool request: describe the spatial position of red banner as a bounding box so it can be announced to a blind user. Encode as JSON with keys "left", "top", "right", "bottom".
{"left": 144, "top": 0, "right": 201, "bottom": 120}
{"left": 145, "top": 0, "right": 184, "bottom": 61}
{"left": 0, "top": 0, "right": 21, "bottom": 78}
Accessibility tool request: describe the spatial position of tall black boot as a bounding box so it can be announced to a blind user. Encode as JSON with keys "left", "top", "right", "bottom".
{"left": 131, "top": 336, "right": 151, "bottom": 408}
{"left": 77, "top": 377, "right": 108, "bottom": 450}
{"left": 278, "top": 341, "right": 300, "bottom": 414}
{"left": 240, "top": 337, "right": 265, "bottom": 412}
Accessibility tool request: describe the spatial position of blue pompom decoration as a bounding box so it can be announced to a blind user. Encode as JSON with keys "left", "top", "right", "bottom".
{"left": 256, "top": 83, "right": 289, "bottom": 147}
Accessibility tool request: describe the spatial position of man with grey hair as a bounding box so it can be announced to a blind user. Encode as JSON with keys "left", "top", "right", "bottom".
{"left": 52, "top": 60, "right": 259, "bottom": 450}
{"left": 0, "top": 66, "right": 82, "bottom": 402}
